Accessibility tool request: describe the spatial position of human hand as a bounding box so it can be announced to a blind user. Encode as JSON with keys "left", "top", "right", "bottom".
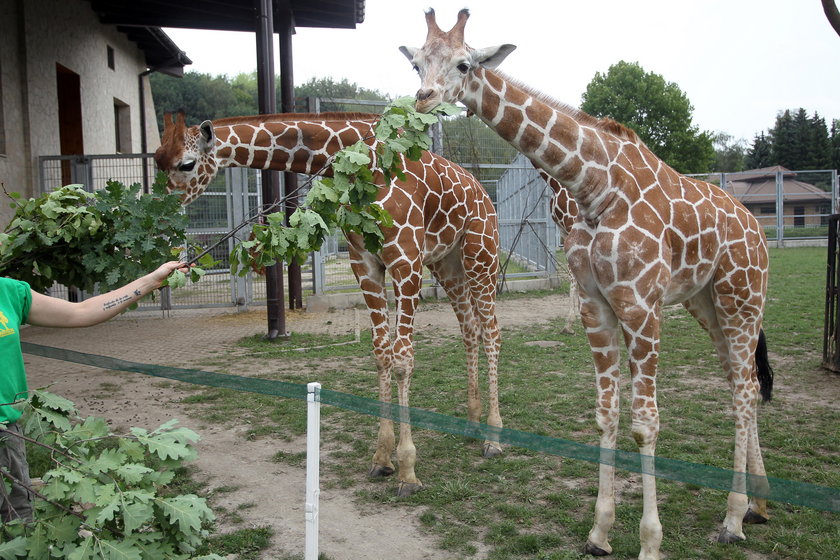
{"left": 149, "top": 261, "right": 191, "bottom": 288}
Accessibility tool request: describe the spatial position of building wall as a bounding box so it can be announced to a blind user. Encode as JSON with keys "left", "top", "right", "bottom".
{"left": 0, "top": 0, "right": 28, "bottom": 228}
{"left": 0, "top": 0, "right": 162, "bottom": 228}
{"left": 748, "top": 202, "right": 831, "bottom": 228}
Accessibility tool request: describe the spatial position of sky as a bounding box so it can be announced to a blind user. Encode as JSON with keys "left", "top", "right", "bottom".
{"left": 164, "top": 0, "right": 840, "bottom": 143}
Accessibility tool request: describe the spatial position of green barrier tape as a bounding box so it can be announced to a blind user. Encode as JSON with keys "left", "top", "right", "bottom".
{"left": 21, "top": 342, "right": 840, "bottom": 513}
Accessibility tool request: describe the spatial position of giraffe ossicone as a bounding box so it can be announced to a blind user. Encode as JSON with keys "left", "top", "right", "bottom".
{"left": 401, "top": 8, "right": 774, "bottom": 559}
{"left": 154, "top": 110, "right": 505, "bottom": 495}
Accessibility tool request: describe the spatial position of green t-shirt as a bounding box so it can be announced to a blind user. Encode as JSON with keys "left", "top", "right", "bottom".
{"left": 0, "top": 277, "right": 32, "bottom": 425}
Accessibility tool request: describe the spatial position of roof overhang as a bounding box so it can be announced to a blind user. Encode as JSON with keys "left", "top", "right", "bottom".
{"left": 90, "top": 0, "right": 365, "bottom": 76}
{"left": 116, "top": 25, "right": 192, "bottom": 77}
{"left": 90, "top": 0, "right": 365, "bottom": 32}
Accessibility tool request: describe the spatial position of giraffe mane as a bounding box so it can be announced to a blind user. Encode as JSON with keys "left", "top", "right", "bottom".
{"left": 492, "top": 69, "right": 641, "bottom": 144}
{"left": 211, "top": 112, "right": 380, "bottom": 127}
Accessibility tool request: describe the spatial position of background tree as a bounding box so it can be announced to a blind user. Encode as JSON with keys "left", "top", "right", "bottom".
{"left": 150, "top": 72, "right": 246, "bottom": 130}
{"left": 711, "top": 133, "right": 746, "bottom": 172}
{"left": 580, "top": 60, "right": 715, "bottom": 174}
{"left": 745, "top": 132, "right": 773, "bottom": 169}
{"left": 764, "top": 108, "right": 833, "bottom": 170}
{"left": 295, "top": 76, "right": 388, "bottom": 108}
{"left": 831, "top": 120, "right": 840, "bottom": 171}
{"left": 150, "top": 72, "right": 389, "bottom": 129}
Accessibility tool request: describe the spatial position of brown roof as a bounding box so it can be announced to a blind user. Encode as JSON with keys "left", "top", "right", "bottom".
{"left": 724, "top": 166, "right": 832, "bottom": 205}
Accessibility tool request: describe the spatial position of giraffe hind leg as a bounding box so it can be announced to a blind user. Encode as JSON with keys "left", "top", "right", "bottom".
{"left": 684, "top": 292, "right": 770, "bottom": 543}
{"left": 349, "top": 251, "right": 397, "bottom": 480}
{"left": 428, "top": 250, "right": 503, "bottom": 458}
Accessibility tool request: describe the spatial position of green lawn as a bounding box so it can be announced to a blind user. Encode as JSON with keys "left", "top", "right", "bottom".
{"left": 181, "top": 246, "right": 838, "bottom": 560}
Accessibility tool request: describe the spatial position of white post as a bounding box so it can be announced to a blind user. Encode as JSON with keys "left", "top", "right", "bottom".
{"left": 305, "top": 382, "right": 321, "bottom": 560}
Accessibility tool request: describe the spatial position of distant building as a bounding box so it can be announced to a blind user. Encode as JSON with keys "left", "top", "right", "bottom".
{"left": 0, "top": 0, "right": 189, "bottom": 228}
{"left": 724, "top": 166, "right": 833, "bottom": 228}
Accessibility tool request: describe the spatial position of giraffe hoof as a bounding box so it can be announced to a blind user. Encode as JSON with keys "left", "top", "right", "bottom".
{"left": 743, "top": 508, "right": 769, "bottom": 524}
{"left": 396, "top": 481, "right": 423, "bottom": 498}
{"left": 368, "top": 465, "right": 395, "bottom": 479}
{"left": 482, "top": 443, "right": 503, "bottom": 459}
{"left": 717, "top": 528, "right": 745, "bottom": 544}
{"left": 583, "top": 541, "right": 611, "bottom": 556}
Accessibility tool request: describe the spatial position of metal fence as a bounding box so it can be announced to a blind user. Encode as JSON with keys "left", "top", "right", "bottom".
{"left": 687, "top": 169, "right": 837, "bottom": 247}
{"left": 36, "top": 101, "right": 838, "bottom": 309}
{"left": 495, "top": 153, "right": 559, "bottom": 277}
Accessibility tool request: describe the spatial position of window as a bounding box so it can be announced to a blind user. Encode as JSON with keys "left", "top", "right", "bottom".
{"left": 113, "top": 98, "right": 131, "bottom": 153}
{"left": 107, "top": 45, "right": 115, "bottom": 70}
{"left": 793, "top": 206, "right": 805, "bottom": 228}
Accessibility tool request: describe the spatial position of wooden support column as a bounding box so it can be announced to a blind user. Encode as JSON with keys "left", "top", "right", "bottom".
{"left": 255, "top": 0, "right": 286, "bottom": 339}
{"left": 277, "top": 9, "right": 303, "bottom": 309}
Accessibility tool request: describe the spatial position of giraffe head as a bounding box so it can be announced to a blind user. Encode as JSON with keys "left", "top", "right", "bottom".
{"left": 154, "top": 111, "right": 219, "bottom": 205}
{"left": 399, "top": 8, "right": 516, "bottom": 113}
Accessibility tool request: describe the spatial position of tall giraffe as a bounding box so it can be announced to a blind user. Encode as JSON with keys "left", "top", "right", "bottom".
{"left": 154, "top": 111, "right": 503, "bottom": 496}
{"left": 400, "top": 9, "right": 774, "bottom": 559}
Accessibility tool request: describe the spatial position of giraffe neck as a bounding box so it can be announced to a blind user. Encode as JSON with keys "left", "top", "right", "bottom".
{"left": 462, "top": 68, "right": 644, "bottom": 222}
{"left": 212, "top": 114, "right": 378, "bottom": 175}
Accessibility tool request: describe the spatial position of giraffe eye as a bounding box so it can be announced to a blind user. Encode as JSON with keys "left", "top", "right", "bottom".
{"left": 412, "top": 64, "right": 420, "bottom": 73}
{"left": 456, "top": 62, "right": 470, "bottom": 73}
{"left": 178, "top": 160, "right": 196, "bottom": 173}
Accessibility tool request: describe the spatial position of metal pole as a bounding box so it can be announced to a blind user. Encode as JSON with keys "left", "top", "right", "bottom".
{"left": 255, "top": 0, "right": 286, "bottom": 339}
{"left": 775, "top": 169, "right": 785, "bottom": 248}
{"left": 278, "top": 11, "right": 303, "bottom": 309}
{"left": 138, "top": 70, "right": 153, "bottom": 194}
{"left": 305, "top": 382, "right": 322, "bottom": 560}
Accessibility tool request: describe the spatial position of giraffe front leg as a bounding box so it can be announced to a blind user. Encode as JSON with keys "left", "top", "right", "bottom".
{"left": 393, "top": 323, "right": 422, "bottom": 497}
{"left": 632, "top": 388, "right": 663, "bottom": 560}
{"left": 390, "top": 266, "right": 423, "bottom": 497}
{"left": 394, "top": 358, "right": 421, "bottom": 497}
{"left": 625, "top": 317, "right": 664, "bottom": 560}
{"left": 369, "top": 348, "right": 395, "bottom": 479}
{"left": 581, "top": 303, "right": 621, "bottom": 557}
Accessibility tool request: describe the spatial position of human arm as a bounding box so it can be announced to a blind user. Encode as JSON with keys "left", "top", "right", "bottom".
{"left": 26, "top": 261, "right": 188, "bottom": 328}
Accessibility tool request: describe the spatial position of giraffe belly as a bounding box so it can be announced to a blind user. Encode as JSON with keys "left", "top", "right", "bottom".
{"left": 422, "top": 239, "right": 460, "bottom": 264}
{"left": 661, "top": 262, "right": 717, "bottom": 306}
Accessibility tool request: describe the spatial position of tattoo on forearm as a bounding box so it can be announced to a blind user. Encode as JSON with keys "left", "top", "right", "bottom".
{"left": 102, "top": 294, "right": 133, "bottom": 310}
{"left": 134, "top": 289, "right": 142, "bottom": 297}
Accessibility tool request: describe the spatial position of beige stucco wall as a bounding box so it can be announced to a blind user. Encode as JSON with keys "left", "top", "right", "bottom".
{"left": 0, "top": 0, "right": 27, "bottom": 228}
{"left": 0, "top": 0, "right": 163, "bottom": 229}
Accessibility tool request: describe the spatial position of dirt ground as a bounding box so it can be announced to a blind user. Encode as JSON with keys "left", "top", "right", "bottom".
{"left": 20, "top": 292, "right": 572, "bottom": 560}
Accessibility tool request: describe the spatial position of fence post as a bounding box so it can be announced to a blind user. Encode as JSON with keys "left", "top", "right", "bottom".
{"left": 776, "top": 170, "right": 785, "bottom": 248}
{"left": 305, "top": 382, "right": 322, "bottom": 560}
{"left": 312, "top": 250, "right": 325, "bottom": 294}
{"left": 228, "top": 168, "right": 251, "bottom": 306}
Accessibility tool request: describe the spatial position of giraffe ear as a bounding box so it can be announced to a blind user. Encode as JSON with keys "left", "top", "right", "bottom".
{"left": 473, "top": 44, "right": 517, "bottom": 69}
{"left": 399, "top": 46, "right": 418, "bottom": 63}
{"left": 198, "top": 121, "right": 215, "bottom": 153}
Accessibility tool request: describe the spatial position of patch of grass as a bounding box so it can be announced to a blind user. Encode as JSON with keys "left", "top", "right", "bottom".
{"left": 196, "top": 526, "right": 274, "bottom": 559}
{"left": 170, "top": 247, "right": 839, "bottom": 559}
{"left": 272, "top": 450, "right": 307, "bottom": 468}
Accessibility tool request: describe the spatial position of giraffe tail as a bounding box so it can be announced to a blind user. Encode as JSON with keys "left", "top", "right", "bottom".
{"left": 755, "top": 328, "right": 774, "bottom": 402}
